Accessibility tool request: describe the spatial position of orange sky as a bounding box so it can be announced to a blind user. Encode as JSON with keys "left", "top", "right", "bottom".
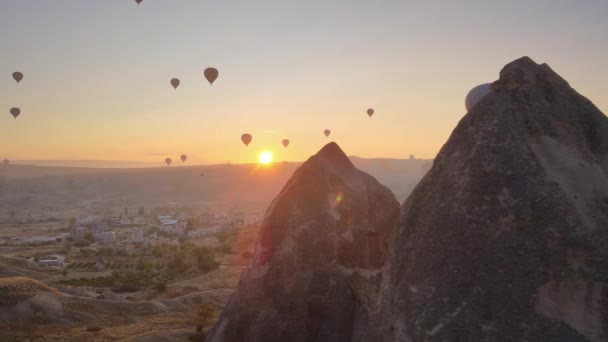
{"left": 1, "top": 1, "right": 607, "bottom": 165}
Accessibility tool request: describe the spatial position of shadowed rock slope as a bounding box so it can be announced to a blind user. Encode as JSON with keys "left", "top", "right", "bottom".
{"left": 207, "top": 142, "right": 400, "bottom": 342}
{"left": 370, "top": 56, "right": 608, "bottom": 341}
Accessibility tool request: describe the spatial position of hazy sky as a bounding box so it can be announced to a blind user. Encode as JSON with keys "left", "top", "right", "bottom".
{"left": 1, "top": 0, "right": 607, "bottom": 165}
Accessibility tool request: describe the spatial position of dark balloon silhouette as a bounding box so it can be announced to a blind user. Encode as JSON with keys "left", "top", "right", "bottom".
{"left": 180, "top": 154, "right": 187, "bottom": 162}
{"left": 135, "top": 0, "right": 143, "bottom": 4}
{"left": 324, "top": 129, "right": 331, "bottom": 137}
{"left": 204, "top": 67, "right": 219, "bottom": 85}
{"left": 12, "top": 72, "right": 23, "bottom": 83}
{"left": 165, "top": 158, "right": 172, "bottom": 166}
{"left": 3, "top": 159, "right": 8, "bottom": 166}
{"left": 241, "top": 133, "right": 252, "bottom": 146}
{"left": 367, "top": 108, "right": 374, "bottom": 117}
{"left": 10, "top": 107, "right": 20, "bottom": 119}
{"left": 282, "top": 139, "right": 290, "bottom": 147}
{"left": 171, "top": 78, "right": 180, "bottom": 89}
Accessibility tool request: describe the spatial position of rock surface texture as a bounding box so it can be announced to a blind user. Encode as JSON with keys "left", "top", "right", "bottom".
{"left": 208, "top": 57, "right": 608, "bottom": 341}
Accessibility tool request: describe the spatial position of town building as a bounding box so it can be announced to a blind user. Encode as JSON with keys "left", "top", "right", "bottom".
{"left": 95, "top": 231, "right": 116, "bottom": 245}
{"left": 133, "top": 227, "right": 144, "bottom": 243}
{"left": 187, "top": 225, "right": 224, "bottom": 238}
{"left": 38, "top": 256, "right": 62, "bottom": 267}
{"left": 76, "top": 216, "right": 101, "bottom": 225}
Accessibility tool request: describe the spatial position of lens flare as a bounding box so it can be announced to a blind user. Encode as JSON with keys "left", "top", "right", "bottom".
{"left": 336, "top": 192, "right": 343, "bottom": 203}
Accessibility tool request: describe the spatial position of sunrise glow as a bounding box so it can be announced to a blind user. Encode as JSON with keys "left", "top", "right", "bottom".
{"left": 258, "top": 151, "right": 273, "bottom": 165}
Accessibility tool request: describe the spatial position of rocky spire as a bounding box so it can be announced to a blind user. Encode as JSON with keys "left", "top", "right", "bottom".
{"left": 207, "top": 142, "right": 400, "bottom": 342}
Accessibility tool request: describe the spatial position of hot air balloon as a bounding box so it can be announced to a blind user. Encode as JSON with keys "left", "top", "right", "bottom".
{"left": 324, "top": 129, "right": 331, "bottom": 137}
{"left": 12, "top": 72, "right": 23, "bottom": 83}
{"left": 282, "top": 139, "right": 289, "bottom": 147}
{"left": 204, "top": 67, "right": 219, "bottom": 85}
{"left": 367, "top": 108, "right": 374, "bottom": 117}
{"left": 180, "top": 154, "right": 187, "bottom": 162}
{"left": 10, "top": 107, "right": 20, "bottom": 119}
{"left": 241, "top": 133, "right": 252, "bottom": 146}
{"left": 465, "top": 83, "right": 492, "bottom": 112}
{"left": 165, "top": 158, "right": 172, "bottom": 166}
{"left": 3, "top": 159, "right": 8, "bottom": 166}
{"left": 135, "top": 0, "right": 143, "bottom": 4}
{"left": 170, "top": 78, "right": 180, "bottom": 89}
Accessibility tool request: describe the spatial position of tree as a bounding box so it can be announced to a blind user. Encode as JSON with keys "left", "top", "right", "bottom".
{"left": 186, "top": 217, "right": 198, "bottom": 232}
{"left": 61, "top": 241, "right": 73, "bottom": 254}
{"left": 84, "top": 232, "right": 94, "bottom": 242}
{"left": 124, "top": 207, "right": 128, "bottom": 215}
{"left": 136, "top": 258, "right": 147, "bottom": 271}
{"left": 195, "top": 247, "right": 219, "bottom": 272}
{"left": 154, "top": 281, "right": 167, "bottom": 292}
{"left": 73, "top": 240, "right": 91, "bottom": 248}
{"left": 138, "top": 207, "right": 145, "bottom": 216}
{"left": 9, "top": 209, "right": 16, "bottom": 222}
{"left": 167, "top": 251, "right": 187, "bottom": 273}
{"left": 196, "top": 303, "right": 215, "bottom": 326}
{"left": 61, "top": 269, "right": 68, "bottom": 277}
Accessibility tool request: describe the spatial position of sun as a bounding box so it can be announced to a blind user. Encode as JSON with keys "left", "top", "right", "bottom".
{"left": 258, "top": 151, "right": 273, "bottom": 165}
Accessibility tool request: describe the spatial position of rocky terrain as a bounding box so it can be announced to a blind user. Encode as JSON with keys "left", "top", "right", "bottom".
{"left": 0, "top": 274, "right": 233, "bottom": 341}
{"left": 209, "top": 57, "right": 608, "bottom": 341}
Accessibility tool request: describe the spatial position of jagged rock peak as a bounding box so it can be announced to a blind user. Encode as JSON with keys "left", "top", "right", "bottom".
{"left": 496, "top": 56, "right": 570, "bottom": 89}
{"left": 312, "top": 142, "right": 355, "bottom": 173}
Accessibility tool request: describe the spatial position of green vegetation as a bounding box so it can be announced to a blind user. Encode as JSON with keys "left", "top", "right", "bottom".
{"left": 194, "top": 247, "right": 219, "bottom": 272}
{"left": 72, "top": 239, "right": 90, "bottom": 248}
{"left": 84, "top": 232, "right": 94, "bottom": 242}
{"left": 60, "top": 241, "right": 72, "bottom": 254}
{"left": 197, "top": 303, "right": 216, "bottom": 325}
{"left": 154, "top": 280, "right": 167, "bottom": 292}
{"left": 97, "top": 247, "right": 113, "bottom": 256}
{"left": 85, "top": 324, "right": 102, "bottom": 332}
{"left": 57, "top": 271, "right": 152, "bottom": 288}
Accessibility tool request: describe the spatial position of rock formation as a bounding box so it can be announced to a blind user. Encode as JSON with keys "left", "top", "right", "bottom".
{"left": 370, "top": 56, "right": 608, "bottom": 341}
{"left": 208, "top": 57, "right": 608, "bottom": 341}
{"left": 207, "top": 142, "right": 400, "bottom": 341}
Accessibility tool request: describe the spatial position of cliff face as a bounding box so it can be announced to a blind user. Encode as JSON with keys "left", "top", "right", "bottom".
{"left": 208, "top": 57, "right": 608, "bottom": 342}
{"left": 207, "top": 142, "right": 400, "bottom": 342}
{"left": 372, "top": 57, "right": 608, "bottom": 341}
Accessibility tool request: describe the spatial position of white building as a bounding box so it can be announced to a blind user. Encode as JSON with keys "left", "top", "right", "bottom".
{"left": 160, "top": 225, "right": 184, "bottom": 235}
{"left": 95, "top": 231, "right": 116, "bottom": 245}
{"left": 120, "top": 217, "right": 134, "bottom": 226}
{"left": 38, "top": 256, "right": 62, "bottom": 267}
{"left": 156, "top": 215, "right": 174, "bottom": 224}
{"left": 76, "top": 216, "right": 101, "bottom": 225}
{"left": 133, "top": 227, "right": 144, "bottom": 243}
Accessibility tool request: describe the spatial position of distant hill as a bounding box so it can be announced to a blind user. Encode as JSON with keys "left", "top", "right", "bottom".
{"left": 9, "top": 160, "right": 162, "bottom": 168}
{"left": 0, "top": 156, "right": 431, "bottom": 217}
